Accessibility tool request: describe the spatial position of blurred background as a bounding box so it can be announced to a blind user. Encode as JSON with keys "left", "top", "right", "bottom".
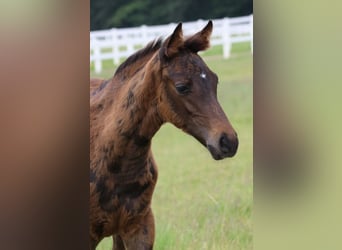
{"left": 91, "top": 1, "right": 253, "bottom": 249}
{"left": 91, "top": 0, "right": 252, "bottom": 30}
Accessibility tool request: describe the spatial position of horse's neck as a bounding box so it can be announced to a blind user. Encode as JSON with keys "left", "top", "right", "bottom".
{"left": 113, "top": 57, "right": 163, "bottom": 143}
{"left": 92, "top": 56, "right": 162, "bottom": 178}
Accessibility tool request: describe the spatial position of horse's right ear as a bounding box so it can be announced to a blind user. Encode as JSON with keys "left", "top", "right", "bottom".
{"left": 184, "top": 20, "right": 213, "bottom": 53}
{"left": 160, "top": 23, "right": 184, "bottom": 59}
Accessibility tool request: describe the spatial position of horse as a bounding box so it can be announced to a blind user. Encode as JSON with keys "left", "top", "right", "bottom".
{"left": 90, "top": 21, "right": 238, "bottom": 249}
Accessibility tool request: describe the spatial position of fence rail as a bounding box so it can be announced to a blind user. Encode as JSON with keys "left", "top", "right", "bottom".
{"left": 90, "top": 15, "right": 253, "bottom": 73}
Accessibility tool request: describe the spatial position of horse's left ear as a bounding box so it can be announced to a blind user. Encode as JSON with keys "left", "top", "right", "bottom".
{"left": 185, "top": 20, "right": 213, "bottom": 53}
{"left": 161, "top": 23, "right": 184, "bottom": 59}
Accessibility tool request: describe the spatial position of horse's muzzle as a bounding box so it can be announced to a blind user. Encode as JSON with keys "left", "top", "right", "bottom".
{"left": 207, "top": 133, "right": 238, "bottom": 160}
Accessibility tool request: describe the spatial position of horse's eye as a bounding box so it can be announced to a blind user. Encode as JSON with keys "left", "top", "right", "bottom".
{"left": 175, "top": 84, "right": 190, "bottom": 95}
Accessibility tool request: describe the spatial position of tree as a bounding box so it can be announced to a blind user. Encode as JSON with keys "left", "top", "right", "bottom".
{"left": 90, "top": 0, "right": 253, "bottom": 30}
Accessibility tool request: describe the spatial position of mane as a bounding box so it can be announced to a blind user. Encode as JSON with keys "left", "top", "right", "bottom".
{"left": 114, "top": 38, "right": 162, "bottom": 76}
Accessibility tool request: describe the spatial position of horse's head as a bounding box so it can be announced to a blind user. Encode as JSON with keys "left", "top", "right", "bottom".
{"left": 157, "top": 21, "right": 238, "bottom": 160}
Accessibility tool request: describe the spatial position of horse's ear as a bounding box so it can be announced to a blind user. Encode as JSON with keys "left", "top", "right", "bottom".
{"left": 161, "top": 23, "right": 184, "bottom": 58}
{"left": 185, "top": 20, "right": 213, "bottom": 53}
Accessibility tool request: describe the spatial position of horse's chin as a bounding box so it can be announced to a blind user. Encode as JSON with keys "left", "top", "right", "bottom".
{"left": 191, "top": 133, "right": 207, "bottom": 148}
{"left": 190, "top": 133, "right": 228, "bottom": 160}
{"left": 188, "top": 131, "right": 235, "bottom": 160}
{"left": 206, "top": 144, "right": 237, "bottom": 160}
{"left": 206, "top": 144, "right": 225, "bottom": 160}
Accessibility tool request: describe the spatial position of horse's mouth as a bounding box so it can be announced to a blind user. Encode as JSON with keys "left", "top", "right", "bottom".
{"left": 207, "top": 144, "right": 237, "bottom": 160}
{"left": 190, "top": 131, "right": 238, "bottom": 160}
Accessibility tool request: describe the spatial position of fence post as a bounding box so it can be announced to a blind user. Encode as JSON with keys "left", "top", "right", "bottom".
{"left": 111, "top": 28, "right": 120, "bottom": 65}
{"left": 141, "top": 25, "right": 148, "bottom": 44}
{"left": 93, "top": 39, "right": 102, "bottom": 74}
{"left": 222, "top": 17, "right": 231, "bottom": 59}
{"left": 196, "top": 19, "right": 204, "bottom": 30}
{"left": 127, "top": 41, "right": 134, "bottom": 56}
{"left": 167, "top": 23, "right": 175, "bottom": 36}
{"left": 250, "top": 15, "right": 253, "bottom": 54}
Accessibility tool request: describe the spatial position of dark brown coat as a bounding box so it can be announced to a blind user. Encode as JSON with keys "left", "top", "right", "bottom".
{"left": 90, "top": 22, "right": 238, "bottom": 249}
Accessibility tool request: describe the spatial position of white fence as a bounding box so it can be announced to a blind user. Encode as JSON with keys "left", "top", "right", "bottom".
{"left": 90, "top": 15, "right": 253, "bottom": 73}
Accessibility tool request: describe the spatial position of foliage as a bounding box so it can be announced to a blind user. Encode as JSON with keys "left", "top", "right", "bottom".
{"left": 91, "top": 0, "right": 253, "bottom": 30}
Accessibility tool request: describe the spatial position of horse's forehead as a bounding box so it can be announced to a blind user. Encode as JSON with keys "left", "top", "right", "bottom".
{"left": 169, "top": 53, "right": 211, "bottom": 76}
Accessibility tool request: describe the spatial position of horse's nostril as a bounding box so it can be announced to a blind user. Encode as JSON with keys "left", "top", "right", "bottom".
{"left": 219, "top": 133, "right": 238, "bottom": 156}
{"left": 219, "top": 134, "right": 230, "bottom": 154}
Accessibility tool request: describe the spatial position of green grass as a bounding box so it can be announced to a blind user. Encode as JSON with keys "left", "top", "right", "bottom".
{"left": 93, "top": 42, "right": 253, "bottom": 250}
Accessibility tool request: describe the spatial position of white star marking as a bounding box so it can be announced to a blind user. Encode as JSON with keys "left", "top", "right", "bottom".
{"left": 200, "top": 72, "right": 206, "bottom": 79}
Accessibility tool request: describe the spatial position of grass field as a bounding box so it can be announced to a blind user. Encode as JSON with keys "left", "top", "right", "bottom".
{"left": 91, "top": 42, "right": 253, "bottom": 250}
